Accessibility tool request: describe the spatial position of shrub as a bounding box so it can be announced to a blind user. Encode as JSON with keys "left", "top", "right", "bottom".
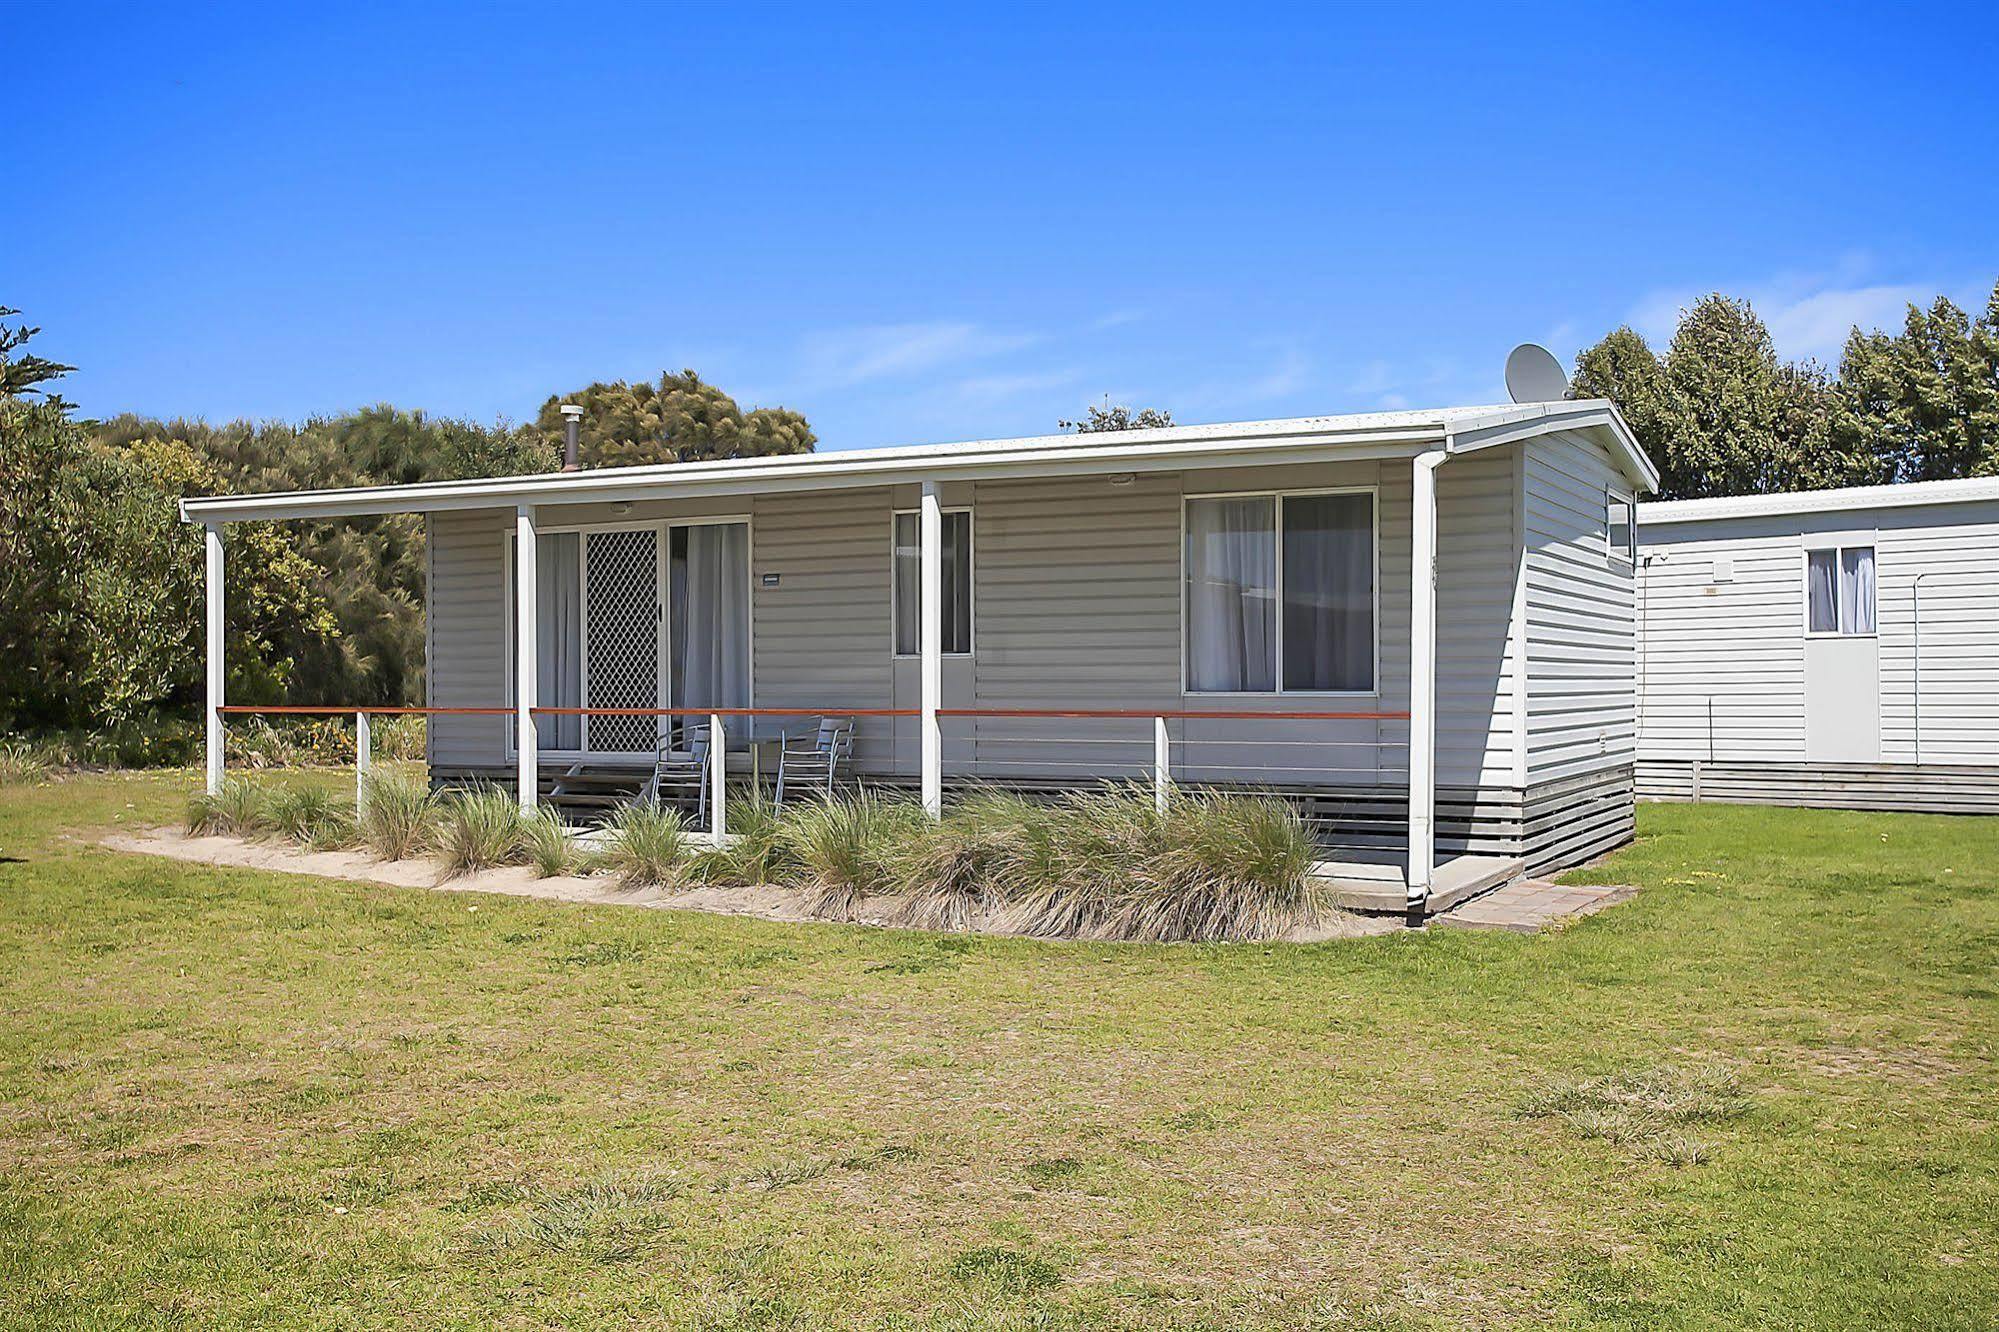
{"left": 358, "top": 771, "right": 435, "bottom": 860}
{"left": 776, "top": 790, "right": 926, "bottom": 919}
{"left": 689, "top": 793, "right": 789, "bottom": 886}
{"left": 372, "top": 713, "right": 426, "bottom": 762}
{"left": 521, "top": 808, "right": 586, "bottom": 878}
{"left": 227, "top": 716, "right": 353, "bottom": 770}
{"left": 1109, "top": 790, "right": 1323, "bottom": 942}
{"left": 434, "top": 786, "right": 528, "bottom": 878}
{"left": 186, "top": 777, "right": 270, "bottom": 837}
{"left": 266, "top": 784, "right": 355, "bottom": 850}
{"left": 604, "top": 803, "right": 692, "bottom": 888}
{"left": 0, "top": 739, "right": 54, "bottom": 786}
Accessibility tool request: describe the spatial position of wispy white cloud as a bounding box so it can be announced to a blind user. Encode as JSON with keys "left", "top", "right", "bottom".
{"left": 794, "top": 321, "right": 1040, "bottom": 390}
{"left": 948, "top": 368, "right": 1085, "bottom": 404}
{"left": 1626, "top": 264, "right": 1944, "bottom": 365}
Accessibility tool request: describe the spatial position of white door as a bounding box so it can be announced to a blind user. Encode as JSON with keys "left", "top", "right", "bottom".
{"left": 1802, "top": 542, "right": 1881, "bottom": 763}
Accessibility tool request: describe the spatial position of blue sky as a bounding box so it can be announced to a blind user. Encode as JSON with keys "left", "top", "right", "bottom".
{"left": 8, "top": 2, "right": 1996, "bottom": 450}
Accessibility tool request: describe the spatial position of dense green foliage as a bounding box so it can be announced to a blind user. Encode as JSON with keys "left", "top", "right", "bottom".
{"left": 4, "top": 779, "right": 1995, "bottom": 1327}
{"left": 1059, "top": 399, "right": 1174, "bottom": 432}
{"left": 0, "top": 308, "right": 812, "bottom": 736}
{"left": 533, "top": 369, "right": 815, "bottom": 468}
{"left": 1575, "top": 279, "right": 1999, "bottom": 499}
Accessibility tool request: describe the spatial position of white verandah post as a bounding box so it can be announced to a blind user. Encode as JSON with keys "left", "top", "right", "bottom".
{"left": 709, "top": 713, "right": 727, "bottom": 838}
{"left": 1407, "top": 449, "right": 1447, "bottom": 911}
{"left": 919, "top": 481, "right": 943, "bottom": 818}
{"left": 355, "top": 710, "right": 372, "bottom": 816}
{"left": 204, "top": 523, "right": 225, "bottom": 795}
{"left": 515, "top": 503, "right": 539, "bottom": 812}
{"left": 1153, "top": 715, "right": 1170, "bottom": 815}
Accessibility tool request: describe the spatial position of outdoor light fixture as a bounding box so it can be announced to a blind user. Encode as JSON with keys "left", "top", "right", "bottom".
{"left": 559, "top": 403, "right": 583, "bottom": 471}
{"left": 1109, "top": 472, "right": 1135, "bottom": 486}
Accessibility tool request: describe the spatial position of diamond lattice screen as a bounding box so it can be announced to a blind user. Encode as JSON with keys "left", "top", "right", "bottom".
{"left": 584, "top": 529, "right": 661, "bottom": 753}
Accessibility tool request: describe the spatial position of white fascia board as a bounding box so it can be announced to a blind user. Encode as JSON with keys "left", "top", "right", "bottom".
{"left": 179, "top": 420, "right": 1453, "bottom": 524}
{"left": 1641, "top": 475, "right": 1999, "bottom": 525}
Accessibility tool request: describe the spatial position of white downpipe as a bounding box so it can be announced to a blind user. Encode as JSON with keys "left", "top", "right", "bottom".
{"left": 919, "top": 481, "right": 943, "bottom": 818}
{"left": 356, "top": 710, "right": 372, "bottom": 816}
{"left": 709, "top": 712, "right": 727, "bottom": 838}
{"left": 204, "top": 523, "right": 225, "bottom": 795}
{"left": 514, "top": 503, "right": 539, "bottom": 811}
{"left": 1407, "top": 448, "right": 1448, "bottom": 910}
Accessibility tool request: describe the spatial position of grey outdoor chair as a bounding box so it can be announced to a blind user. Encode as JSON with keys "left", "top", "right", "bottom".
{"left": 775, "top": 717, "right": 855, "bottom": 807}
{"left": 645, "top": 730, "right": 713, "bottom": 829}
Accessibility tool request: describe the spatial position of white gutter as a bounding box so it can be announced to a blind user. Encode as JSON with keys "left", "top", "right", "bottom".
{"left": 1406, "top": 445, "right": 1450, "bottom": 915}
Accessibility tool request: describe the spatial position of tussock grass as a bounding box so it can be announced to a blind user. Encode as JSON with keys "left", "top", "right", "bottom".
{"left": 604, "top": 803, "right": 692, "bottom": 888}
{"left": 1111, "top": 790, "right": 1323, "bottom": 942}
{"left": 889, "top": 789, "right": 1044, "bottom": 930}
{"left": 0, "top": 740, "right": 54, "bottom": 786}
{"left": 1000, "top": 785, "right": 1163, "bottom": 939}
{"left": 1519, "top": 1063, "right": 1751, "bottom": 1165}
{"left": 776, "top": 790, "right": 925, "bottom": 920}
{"left": 493, "top": 1174, "right": 683, "bottom": 1257}
{"left": 947, "top": 1245, "right": 1065, "bottom": 1293}
{"left": 185, "top": 778, "right": 269, "bottom": 837}
{"left": 521, "top": 809, "right": 585, "bottom": 878}
{"left": 689, "top": 794, "right": 788, "bottom": 885}
{"left": 358, "top": 771, "right": 435, "bottom": 861}
{"left": 434, "top": 786, "right": 528, "bottom": 878}
{"left": 265, "top": 785, "right": 354, "bottom": 851}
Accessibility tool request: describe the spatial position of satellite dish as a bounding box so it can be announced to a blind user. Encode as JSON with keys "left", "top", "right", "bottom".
{"left": 1504, "top": 343, "right": 1571, "bottom": 403}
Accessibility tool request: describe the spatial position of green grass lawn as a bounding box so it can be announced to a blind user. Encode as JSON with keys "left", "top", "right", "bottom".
{"left": 1, "top": 773, "right": 1994, "bottom": 1330}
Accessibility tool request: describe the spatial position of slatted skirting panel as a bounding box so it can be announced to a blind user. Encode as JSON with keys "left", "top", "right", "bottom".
{"left": 1637, "top": 760, "right": 1999, "bottom": 815}
{"left": 1522, "top": 765, "right": 1636, "bottom": 876}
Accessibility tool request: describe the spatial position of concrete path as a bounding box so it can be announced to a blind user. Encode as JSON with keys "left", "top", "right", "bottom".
{"left": 1434, "top": 878, "right": 1636, "bottom": 933}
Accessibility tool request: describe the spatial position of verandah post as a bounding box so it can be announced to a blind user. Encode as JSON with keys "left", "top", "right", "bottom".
{"left": 918, "top": 480, "right": 943, "bottom": 818}
{"left": 1407, "top": 449, "right": 1447, "bottom": 914}
{"left": 1153, "top": 715, "right": 1170, "bottom": 815}
{"left": 709, "top": 712, "right": 727, "bottom": 839}
{"left": 204, "top": 523, "right": 225, "bottom": 795}
{"left": 356, "top": 710, "right": 371, "bottom": 816}
{"left": 515, "top": 503, "right": 539, "bottom": 812}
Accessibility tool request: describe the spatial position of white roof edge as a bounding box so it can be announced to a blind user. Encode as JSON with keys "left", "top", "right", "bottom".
{"left": 1639, "top": 475, "right": 1999, "bottom": 524}
{"left": 179, "top": 400, "right": 1652, "bottom": 523}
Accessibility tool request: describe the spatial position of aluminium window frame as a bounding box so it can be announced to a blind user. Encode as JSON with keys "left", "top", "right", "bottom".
{"left": 889, "top": 506, "right": 975, "bottom": 659}
{"left": 1178, "top": 484, "right": 1381, "bottom": 698}
{"left": 1800, "top": 541, "right": 1878, "bottom": 639}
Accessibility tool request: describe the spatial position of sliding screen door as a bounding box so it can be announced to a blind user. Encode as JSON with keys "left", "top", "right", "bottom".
{"left": 583, "top": 528, "right": 663, "bottom": 755}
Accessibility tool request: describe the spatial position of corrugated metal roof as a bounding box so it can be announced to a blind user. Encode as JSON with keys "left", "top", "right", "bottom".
{"left": 1640, "top": 475, "right": 1999, "bottom": 524}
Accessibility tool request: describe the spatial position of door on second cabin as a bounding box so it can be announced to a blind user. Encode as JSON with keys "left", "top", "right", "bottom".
{"left": 1802, "top": 540, "right": 1881, "bottom": 763}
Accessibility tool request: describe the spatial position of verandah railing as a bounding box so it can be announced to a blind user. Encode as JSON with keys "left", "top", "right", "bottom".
{"left": 215, "top": 703, "right": 1410, "bottom": 853}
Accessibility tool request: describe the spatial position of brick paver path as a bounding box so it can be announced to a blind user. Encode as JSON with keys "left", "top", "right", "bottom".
{"left": 1435, "top": 878, "right": 1635, "bottom": 933}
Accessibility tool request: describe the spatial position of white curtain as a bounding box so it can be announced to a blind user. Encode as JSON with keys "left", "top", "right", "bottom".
{"left": 535, "top": 533, "right": 582, "bottom": 750}
{"left": 1807, "top": 550, "right": 1838, "bottom": 633}
{"left": 676, "top": 523, "right": 751, "bottom": 738}
{"left": 1841, "top": 546, "right": 1876, "bottom": 634}
{"left": 1281, "top": 493, "right": 1373, "bottom": 690}
{"left": 1185, "top": 497, "right": 1276, "bottom": 691}
{"left": 893, "top": 512, "right": 920, "bottom": 655}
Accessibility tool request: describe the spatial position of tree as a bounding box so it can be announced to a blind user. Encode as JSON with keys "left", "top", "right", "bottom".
{"left": 0, "top": 307, "right": 76, "bottom": 407}
{"left": 533, "top": 370, "right": 814, "bottom": 468}
{"left": 1839, "top": 282, "right": 1999, "bottom": 481}
{"left": 1573, "top": 295, "right": 1878, "bottom": 499}
{"left": 1059, "top": 399, "right": 1174, "bottom": 432}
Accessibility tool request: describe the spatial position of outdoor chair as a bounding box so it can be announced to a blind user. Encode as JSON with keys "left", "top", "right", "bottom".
{"left": 645, "top": 730, "right": 713, "bottom": 829}
{"left": 775, "top": 717, "right": 855, "bottom": 807}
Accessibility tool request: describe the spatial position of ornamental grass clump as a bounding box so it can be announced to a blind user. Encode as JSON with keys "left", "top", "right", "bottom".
{"left": 604, "top": 803, "right": 693, "bottom": 888}
{"left": 186, "top": 777, "right": 270, "bottom": 838}
{"left": 891, "top": 789, "right": 1051, "bottom": 931}
{"left": 358, "top": 771, "right": 436, "bottom": 861}
{"left": 265, "top": 784, "right": 355, "bottom": 851}
{"left": 776, "top": 790, "right": 926, "bottom": 920}
{"left": 1000, "top": 785, "right": 1164, "bottom": 939}
{"left": 434, "top": 786, "right": 529, "bottom": 878}
{"left": 689, "top": 793, "right": 789, "bottom": 886}
{"left": 0, "top": 740, "right": 53, "bottom": 786}
{"left": 521, "top": 808, "right": 587, "bottom": 878}
{"left": 1110, "top": 790, "right": 1323, "bottom": 942}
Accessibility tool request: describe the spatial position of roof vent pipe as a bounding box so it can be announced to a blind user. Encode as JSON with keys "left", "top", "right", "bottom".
{"left": 559, "top": 404, "right": 583, "bottom": 472}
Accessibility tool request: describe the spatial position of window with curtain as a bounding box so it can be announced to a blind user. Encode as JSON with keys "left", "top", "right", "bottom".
{"left": 1807, "top": 545, "right": 1875, "bottom": 634}
{"left": 1607, "top": 493, "right": 1635, "bottom": 566}
{"left": 892, "top": 510, "right": 972, "bottom": 655}
{"left": 505, "top": 532, "right": 583, "bottom": 750}
{"left": 1185, "top": 492, "right": 1375, "bottom": 693}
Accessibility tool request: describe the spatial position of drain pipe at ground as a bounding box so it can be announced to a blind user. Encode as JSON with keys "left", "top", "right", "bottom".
{"left": 1407, "top": 444, "right": 1450, "bottom": 923}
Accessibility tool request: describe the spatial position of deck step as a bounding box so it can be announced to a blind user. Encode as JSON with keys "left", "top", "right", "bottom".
{"left": 1312, "top": 855, "right": 1525, "bottom": 916}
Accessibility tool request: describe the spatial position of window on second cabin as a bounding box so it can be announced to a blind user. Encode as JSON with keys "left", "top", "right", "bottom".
{"left": 1806, "top": 545, "right": 1875, "bottom": 635}
{"left": 892, "top": 509, "right": 972, "bottom": 655}
{"left": 1607, "top": 493, "right": 1635, "bottom": 567}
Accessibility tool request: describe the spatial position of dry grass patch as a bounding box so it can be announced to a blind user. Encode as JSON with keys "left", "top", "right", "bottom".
{"left": 1518, "top": 1063, "right": 1752, "bottom": 1165}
